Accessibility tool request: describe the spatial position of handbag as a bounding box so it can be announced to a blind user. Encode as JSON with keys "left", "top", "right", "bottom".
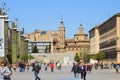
{"left": 4, "top": 75, "right": 10, "bottom": 79}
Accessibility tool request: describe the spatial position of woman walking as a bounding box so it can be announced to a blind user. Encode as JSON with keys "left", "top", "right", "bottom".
{"left": 80, "top": 62, "right": 87, "bottom": 80}
{"left": 0, "top": 62, "right": 11, "bottom": 80}
{"left": 0, "top": 63, "right": 4, "bottom": 80}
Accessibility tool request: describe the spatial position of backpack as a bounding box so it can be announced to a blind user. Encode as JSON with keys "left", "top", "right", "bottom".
{"left": 37, "top": 64, "right": 41, "bottom": 70}
{"left": 32, "top": 64, "right": 41, "bottom": 72}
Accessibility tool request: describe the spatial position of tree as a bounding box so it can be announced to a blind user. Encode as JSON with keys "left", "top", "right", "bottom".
{"left": 7, "top": 53, "right": 12, "bottom": 64}
{"left": 91, "top": 52, "right": 106, "bottom": 63}
{"left": 74, "top": 53, "right": 80, "bottom": 62}
{"left": 20, "top": 54, "right": 28, "bottom": 62}
{"left": 28, "top": 55, "right": 34, "bottom": 60}
{"left": 79, "top": 52, "right": 90, "bottom": 63}
{"left": 32, "top": 45, "right": 39, "bottom": 53}
{"left": 7, "top": 49, "right": 12, "bottom": 64}
{"left": 20, "top": 53, "right": 34, "bottom": 62}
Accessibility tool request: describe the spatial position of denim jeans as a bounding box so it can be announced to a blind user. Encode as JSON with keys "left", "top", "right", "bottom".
{"left": 74, "top": 73, "right": 79, "bottom": 79}
{"left": 34, "top": 72, "right": 40, "bottom": 80}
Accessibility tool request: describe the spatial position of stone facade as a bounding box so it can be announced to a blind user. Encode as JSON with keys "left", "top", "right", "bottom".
{"left": 65, "top": 24, "right": 90, "bottom": 54}
{"left": 89, "top": 26, "right": 100, "bottom": 54}
{"left": 27, "top": 19, "right": 90, "bottom": 54}
{"left": 89, "top": 13, "right": 120, "bottom": 63}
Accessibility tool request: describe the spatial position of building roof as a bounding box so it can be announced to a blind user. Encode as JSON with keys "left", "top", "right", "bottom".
{"left": 65, "top": 39, "right": 75, "bottom": 42}
{"left": 89, "top": 13, "right": 120, "bottom": 32}
{"left": 74, "top": 34, "right": 88, "bottom": 36}
{"left": 52, "top": 33, "right": 58, "bottom": 36}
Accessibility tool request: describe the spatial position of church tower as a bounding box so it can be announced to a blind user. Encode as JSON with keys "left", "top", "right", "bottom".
{"left": 79, "top": 24, "right": 84, "bottom": 34}
{"left": 58, "top": 18, "right": 66, "bottom": 52}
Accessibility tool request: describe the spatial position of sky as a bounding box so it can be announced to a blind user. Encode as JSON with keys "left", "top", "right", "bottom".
{"left": 2, "top": 0, "right": 120, "bottom": 38}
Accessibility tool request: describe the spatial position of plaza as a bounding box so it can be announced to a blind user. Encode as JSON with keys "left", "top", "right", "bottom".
{"left": 11, "top": 66, "right": 120, "bottom": 80}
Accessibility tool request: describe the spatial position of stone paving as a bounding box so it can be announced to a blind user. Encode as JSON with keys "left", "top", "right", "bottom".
{"left": 11, "top": 66, "right": 120, "bottom": 80}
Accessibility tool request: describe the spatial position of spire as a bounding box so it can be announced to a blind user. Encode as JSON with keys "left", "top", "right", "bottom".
{"left": 79, "top": 24, "right": 84, "bottom": 34}
{"left": 59, "top": 17, "right": 64, "bottom": 27}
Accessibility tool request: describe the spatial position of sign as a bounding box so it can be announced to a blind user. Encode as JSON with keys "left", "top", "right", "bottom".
{"left": 0, "top": 19, "right": 5, "bottom": 57}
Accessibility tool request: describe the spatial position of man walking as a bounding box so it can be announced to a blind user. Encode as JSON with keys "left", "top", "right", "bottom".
{"left": 32, "top": 61, "right": 41, "bottom": 80}
{"left": 71, "top": 62, "right": 81, "bottom": 79}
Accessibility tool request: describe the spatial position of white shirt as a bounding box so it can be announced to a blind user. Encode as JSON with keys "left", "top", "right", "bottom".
{"left": 0, "top": 67, "right": 4, "bottom": 80}
{"left": 2, "top": 66, "right": 11, "bottom": 76}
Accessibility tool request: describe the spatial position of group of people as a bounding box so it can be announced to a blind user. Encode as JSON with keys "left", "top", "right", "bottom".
{"left": 31, "top": 61, "right": 62, "bottom": 80}
{"left": 71, "top": 62, "right": 87, "bottom": 80}
{"left": 111, "top": 63, "right": 120, "bottom": 73}
{"left": 0, "top": 61, "right": 12, "bottom": 80}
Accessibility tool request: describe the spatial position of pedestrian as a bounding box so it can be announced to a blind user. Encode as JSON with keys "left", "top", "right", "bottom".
{"left": 26, "top": 63, "right": 30, "bottom": 71}
{"left": 32, "top": 61, "right": 41, "bottom": 80}
{"left": 0, "top": 63, "right": 4, "bottom": 80}
{"left": 80, "top": 62, "right": 87, "bottom": 80}
{"left": 0, "top": 62, "right": 11, "bottom": 80}
{"left": 71, "top": 62, "right": 81, "bottom": 79}
{"left": 100, "top": 63, "right": 103, "bottom": 69}
{"left": 44, "top": 63, "right": 48, "bottom": 71}
{"left": 49, "top": 62, "right": 54, "bottom": 72}
{"left": 115, "top": 64, "right": 119, "bottom": 73}
{"left": 94, "top": 63, "right": 98, "bottom": 70}
{"left": 13, "top": 63, "right": 16, "bottom": 72}
{"left": 57, "top": 63, "right": 61, "bottom": 70}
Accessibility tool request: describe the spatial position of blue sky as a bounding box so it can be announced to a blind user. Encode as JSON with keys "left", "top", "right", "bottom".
{"left": 2, "top": 0, "right": 120, "bottom": 38}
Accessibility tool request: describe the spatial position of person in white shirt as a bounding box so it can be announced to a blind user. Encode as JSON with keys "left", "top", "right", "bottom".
{"left": 0, "top": 62, "right": 11, "bottom": 80}
{"left": 0, "top": 65, "right": 4, "bottom": 80}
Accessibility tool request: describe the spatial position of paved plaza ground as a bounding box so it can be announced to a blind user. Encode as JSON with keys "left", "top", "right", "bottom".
{"left": 11, "top": 66, "right": 120, "bottom": 80}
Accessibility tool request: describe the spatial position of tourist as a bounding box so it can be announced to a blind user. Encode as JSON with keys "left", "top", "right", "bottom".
{"left": 0, "top": 62, "right": 4, "bottom": 80}
{"left": 0, "top": 62, "right": 11, "bottom": 80}
{"left": 71, "top": 62, "right": 81, "bottom": 79}
{"left": 13, "top": 63, "right": 16, "bottom": 72}
{"left": 44, "top": 63, "right": 48, "bottom": 71}
{"left": 115, "top": 64, "right": 119, "bottom": 73}
{"left": 26, "top": 63, "right": 30, "bottom": 71}
{"left": 80, "top": 62, "right": 87, "bottom": 80}
{"left": 49, "top": 62, "right": 54, "bottom": 72}
{"left": 32, "top": 61, "right": 41, "bottom": 80}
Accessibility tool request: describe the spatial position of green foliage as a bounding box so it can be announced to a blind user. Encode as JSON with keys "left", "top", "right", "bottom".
{"left": 74, "top": 52, "right": 90, "bottom": 63}
{"left": 32, "top": 45, "right": 39, "bottom": 53}
{"left": 79, "top": 52, "right": 90, "bottom": 63}
{"left": 20, "top": 54, "right": 34, "bottom": 61}
{"left": 7, "top": 49, "right": 12, "bottom": 64}
{"left": 74, "top": 53, "right": 80, "bottom": 62}
{"left": 7, "top": 53, "right": 12, "bottom": 64}
{"left": 28, "top": 55, "right": 34, "bottom": 60}
{"left": 12, "top": 22, "right": 17, "bottom": 28}
{"left": 91, "top": 52, "right": 106, "bottom": 63}
{"left": 20, "top": 54, "right": 28, "bottom": 61}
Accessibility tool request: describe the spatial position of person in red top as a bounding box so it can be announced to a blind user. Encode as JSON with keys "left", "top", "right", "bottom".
{"left": 50, "top": 63, "right": 54, "bottom": 72}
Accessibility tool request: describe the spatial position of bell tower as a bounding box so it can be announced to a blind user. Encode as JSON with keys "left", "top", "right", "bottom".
{"left": 58, "top": 18, "right": 66, "bottom": 52}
